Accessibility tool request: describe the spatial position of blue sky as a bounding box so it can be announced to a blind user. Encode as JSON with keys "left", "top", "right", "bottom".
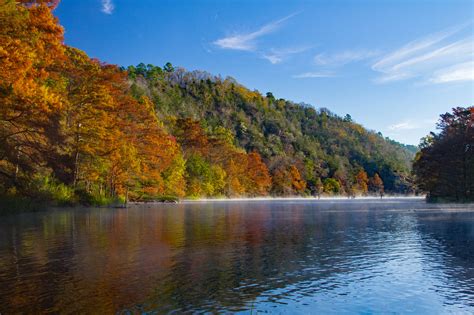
{"left": 55, "top": 0, "right": 474, "bottom": 145}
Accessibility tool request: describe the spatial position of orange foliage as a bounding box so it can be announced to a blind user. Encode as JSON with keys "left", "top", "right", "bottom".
{"left": 355, "top": 170, "right": 369, "bottom": 195}
{"left": 289, "top": 165, "right": 306, "bottom": 193}
{"left": 173, "top": 118, "right": 209, "bottom": 157}
{"left": 59, "top": 49, "right": 180, "bottom": 198}
{"left": 246, "top": 152, "right": 271, "bottom": 196}
{"left": 0, "top": 0, "right": 65, "bottom": 185}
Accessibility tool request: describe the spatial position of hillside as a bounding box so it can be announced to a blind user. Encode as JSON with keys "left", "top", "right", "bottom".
{"left": 0, "top": 1, "right": 417, "bottom": 207}
{"left": 127, "top": 64, "right": 416, "bottom": 196}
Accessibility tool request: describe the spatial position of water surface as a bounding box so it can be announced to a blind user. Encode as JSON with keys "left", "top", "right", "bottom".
{"left": 0, "top": 199, "right": 473, "bottom": 313}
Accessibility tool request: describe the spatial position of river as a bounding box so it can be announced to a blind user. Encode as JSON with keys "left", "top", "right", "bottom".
{"left": 0, "top": 198, "right": 473, "bottom": 313}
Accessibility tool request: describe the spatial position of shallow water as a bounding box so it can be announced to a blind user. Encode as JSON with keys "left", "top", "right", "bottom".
{"left": 0, "top": 199, "right": 473, "bottom": 314}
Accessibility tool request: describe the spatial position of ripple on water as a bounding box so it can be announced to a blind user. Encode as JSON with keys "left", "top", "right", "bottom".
{"left": 0, "top": 200, "right": 473, "bottom": 313}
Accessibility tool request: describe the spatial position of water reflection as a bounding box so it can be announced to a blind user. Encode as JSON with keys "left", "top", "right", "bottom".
{"left": 0, "top": 200, "right": 473, "bottom": 313}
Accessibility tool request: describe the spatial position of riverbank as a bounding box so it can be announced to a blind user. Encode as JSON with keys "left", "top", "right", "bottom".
{"left": 182, "top": 196, "right": 426, "bottom": 202}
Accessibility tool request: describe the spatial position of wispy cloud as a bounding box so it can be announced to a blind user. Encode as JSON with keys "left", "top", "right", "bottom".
{"left": 101, "top": 0, "right": 114, "bottom": 14}
{"left": 314, "top": 49, "right": 380, "bottom": 66}
{"left": 262, "top": 47, "right": 309, "bottom": 64}
{"left": 372, "top": 27, "right": 460, "bottom": 71}
{"left": 372, "top": 23, "right": 474, "bottom": 84}
{"left": 213, "top": 13, "right": 298, "bottom": 51}
{"left": 292, "top": 71, "right": 336, "bottom": 79}
{"left": 430, "top": 61, "right": 474, "bottom": 84}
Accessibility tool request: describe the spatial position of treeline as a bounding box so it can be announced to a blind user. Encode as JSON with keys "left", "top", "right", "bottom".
{"left": 413, "top": 107, "right": 474, "bottom": 202}
{"left": 0, "top": 1, "right": 416, "bottom": 207}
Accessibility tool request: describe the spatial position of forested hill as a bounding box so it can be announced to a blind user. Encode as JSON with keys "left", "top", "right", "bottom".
{"left": 0, "top": 1, "right": 416, "bottom": 207}
{"left": 126, "top": 64, "right": 416, "bottom": 195}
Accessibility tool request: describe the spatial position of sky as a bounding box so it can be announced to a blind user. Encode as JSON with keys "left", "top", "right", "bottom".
{"left": 55, "top": 0, "right": 474, "bottom": 145}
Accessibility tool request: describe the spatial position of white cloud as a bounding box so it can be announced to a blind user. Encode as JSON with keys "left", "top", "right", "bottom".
{"left": 262, "top": 54, "right": 283, "bottom": 64}
{"left": 430, "top": 61, "right": 474, "bottom": 83}
{"left": 387, "top": 118, "right": 438, "bottom": 133}
{"left": 101, "top": 0, "right": 114, "bottom": 14}
{"left": 372, "top": 27, "right": 460, "bottom": 71}
{"left": 388, "top": 121, "right": 419, "bottom": 131}
{"left": 314, "top": 49, "right": 380, "bottom": 66}
{"left": 213, "top": 13, "right": 298, "bottom": 51}
{"left": 372, "top": 23, "right": 474, "bottom": 84}
{"left": 292, "top": 71, "right": 335, "bottom": 79}
{"left": 262, "top": 47, "right": 309, "bottom": 64}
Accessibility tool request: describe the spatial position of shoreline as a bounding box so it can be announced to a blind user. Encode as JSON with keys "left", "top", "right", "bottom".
{"left": 180, "top": 196, "right": 426, "bottom": 203}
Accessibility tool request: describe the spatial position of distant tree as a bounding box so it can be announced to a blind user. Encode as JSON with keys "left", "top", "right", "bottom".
{"left": 246, "top": 152, "right": 271, "bottom": 196}
{"left": 343, "top": 114, "right": 353, "bottom": 122}
{"left": 127, "top": 65, "right": 137, "bottom": 79}
{"left": 136, "top": 62, "right": 147, "bottom": 76}
{"left": 164, "top": 62, "right": 174, "bottom": 73}
{"left": 323, "top": 178, "right": 341, "bottom": 194}
{"left": 370, "top": 173, "right": 384, "bottom": 198}
{"left": 163, "top": 153, "right": 186, "bottom": 197}
{"left": 355, "top": 170, "right": 369, "bottom": 195}
{"left": 266, "top": 92, "right": 275, "bottom": 104}
{"left": 146, "top": 64, "right": 163, "bottom": 82}
{"left": 172, "top": 118, "right": 209, "bottom": 157}
{"left": 289, "top": 165, "right": 306, "bottom": 194}
{"left": 226, "top": 159, "right": 245, "bottom": 196}
{"left": 271, "top": 167, "right": 292, "bottom": 196}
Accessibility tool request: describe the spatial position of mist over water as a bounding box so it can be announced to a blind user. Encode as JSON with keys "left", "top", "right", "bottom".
{"left": 0, "top": 199, "right": 473, "bottom": 313}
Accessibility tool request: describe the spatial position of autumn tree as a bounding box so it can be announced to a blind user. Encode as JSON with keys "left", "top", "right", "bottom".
{"left": 226, "top": 158, "right": 246, "bottom": 196}
{"left": 245, "top": 152, "right": 271, "bottom": 196}
{"left": 289, "top": 165, "right": 306, "bottom": 194}
{"left": 0, "top": 0, "right": 64, "bottom": 193}
{"left": 355, "top": 170, "right": 369, "bottom": 195}
{"left": 114, "top": 95, "right": 180, "bottom": 199}
{"left": 270, "top": 163, "right": 306, "bottom": 196}
{"left": 271, "top": 167, "right": 292, "bottom": 196}
{"left": 370, "top": 173, "right": 384, "bottom": 197}
{"left": 172, "top": 118, "right": 209, "bottom": 158}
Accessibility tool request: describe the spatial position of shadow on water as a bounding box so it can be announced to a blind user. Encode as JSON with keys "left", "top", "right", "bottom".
{"left": 0, "top": 199, "right": 473, "bottom": 313}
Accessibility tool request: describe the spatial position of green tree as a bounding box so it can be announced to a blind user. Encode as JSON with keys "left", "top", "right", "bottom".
{"left": 413, "top": 106, "right": 473, "bottom": 202}
{"left": 163, "top": 62, "right": 174, "bottom": 73}
{"left": 323, "top": 178, "right": 341, "bottom": 194}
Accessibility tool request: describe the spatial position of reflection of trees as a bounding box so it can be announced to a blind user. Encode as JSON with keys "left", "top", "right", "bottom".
{"left": 0, "top": 202, "right": 378, "bottom": 313}
{"left": 2, "top": 200, "right": 471, "bottom": 313}
{"left": 136, "top": 202, "right": 393, "bottom": 312}
{"left": 0, "top": 208, "right": 183, "bottom": 313}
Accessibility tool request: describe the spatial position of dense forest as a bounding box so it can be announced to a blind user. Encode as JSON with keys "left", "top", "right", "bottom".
{"left": 413, "top": 107, "right": 474, "bottom": 202}
{"left": 0, "top": 0, "right": 418, "bottom": 207}
{"left": 126, "top": 63, "right": 418, "bottom": 197}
